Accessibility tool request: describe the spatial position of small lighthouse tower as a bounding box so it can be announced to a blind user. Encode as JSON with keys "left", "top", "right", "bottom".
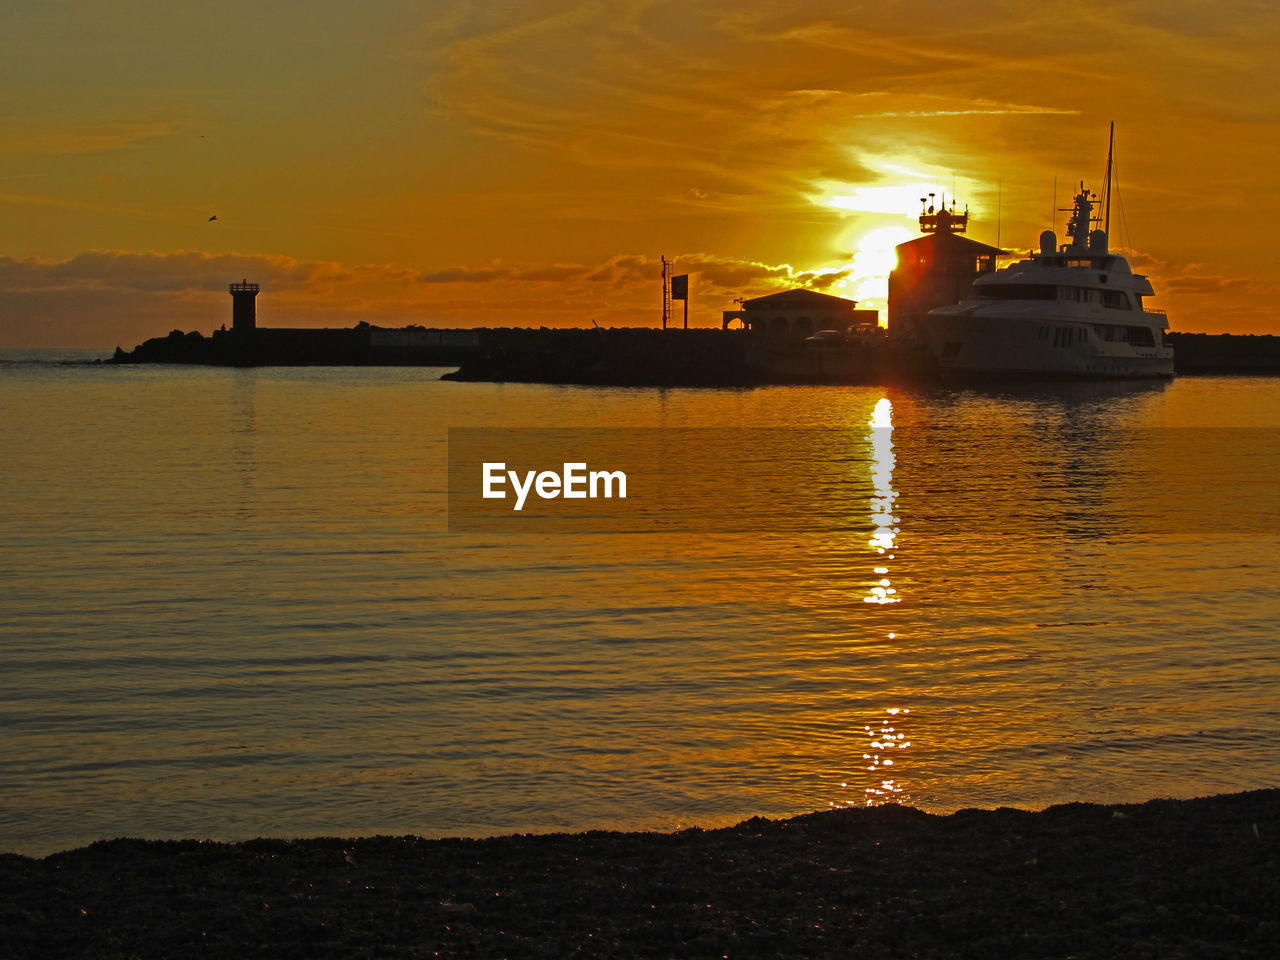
{"left": 229, "top": 279, "right": 260, "bottom": 335}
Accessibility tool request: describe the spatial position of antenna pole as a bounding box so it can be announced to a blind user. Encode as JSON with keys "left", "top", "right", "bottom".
{"left": 661, "top": 255, "right": 672, "bottom": 329}
{"left": 997, "top": 177, "right": 1002, "bottom": 249}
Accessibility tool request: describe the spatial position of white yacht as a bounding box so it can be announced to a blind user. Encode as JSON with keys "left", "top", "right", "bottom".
{"left": 919, "top": 147, "right": 1173, "bottom": 379}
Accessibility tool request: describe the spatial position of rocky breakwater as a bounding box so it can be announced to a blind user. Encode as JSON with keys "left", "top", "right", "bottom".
{"left": 108, "top": 323, "right": 478, "bottom": 367}
{"left": 442, "top": 328, "right": 756, "bottom": 387}
{"left": 1169, "top": 333, "right": 1280, "bottom": 374}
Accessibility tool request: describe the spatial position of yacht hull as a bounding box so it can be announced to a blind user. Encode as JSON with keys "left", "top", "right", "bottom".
{"left": 918, "top": 309, "right": 1174, "bottom": 380}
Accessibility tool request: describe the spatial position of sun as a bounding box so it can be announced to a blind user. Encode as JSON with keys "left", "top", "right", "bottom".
{"left": 853, "top": 226, "right": 917, "bottom": 280}
{"left": 824, "top": 225, "right": 917, "bottom": 322}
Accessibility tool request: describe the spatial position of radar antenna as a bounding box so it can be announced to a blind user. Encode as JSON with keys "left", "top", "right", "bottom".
{"left": 918, "top": 192, "right": 969, "bottom": 235}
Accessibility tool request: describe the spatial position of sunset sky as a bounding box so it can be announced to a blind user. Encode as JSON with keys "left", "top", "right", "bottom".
{"left": 2, "top": 0, "right": 1277, "bottom": 347}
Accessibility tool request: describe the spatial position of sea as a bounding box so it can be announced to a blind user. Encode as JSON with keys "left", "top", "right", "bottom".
{"left": 2, "top": 349, "right": 1278, "bottom": 856}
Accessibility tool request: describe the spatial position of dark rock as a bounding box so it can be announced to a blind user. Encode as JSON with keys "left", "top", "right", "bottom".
{"left": 3, "top": 789, "right": 1277, "bottom": 959}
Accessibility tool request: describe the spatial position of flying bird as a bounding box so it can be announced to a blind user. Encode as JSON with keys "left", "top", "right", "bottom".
{"left": 208, "top": 215, "right": 218, "bottom": 222}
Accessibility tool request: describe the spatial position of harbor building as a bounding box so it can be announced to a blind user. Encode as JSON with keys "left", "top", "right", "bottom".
{"left": 720, "top": 288, "right": 882, "bottom": 382}
{"left": 888, "top": 197, "right": 1003, "bottom": 343}
{"left": 721, "top": 288, "right": 878, "bottom": 339}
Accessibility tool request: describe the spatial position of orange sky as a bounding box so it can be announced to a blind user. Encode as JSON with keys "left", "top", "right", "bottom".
{"left": 2, "top": 1, "right": 1277, "bottom": 347}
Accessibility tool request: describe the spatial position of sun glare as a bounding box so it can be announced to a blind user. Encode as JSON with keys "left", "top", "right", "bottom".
{"left": 812, "top": 171, "right": 938, "bottom": 320}
{"left": 855, "top": 226, "right": 916, "bottom": 274}
{"left": 847, "top": 225, "right": 916, "bottom": 311}
{"left": 822, "top": 183, "right": 939, "bottom": 216}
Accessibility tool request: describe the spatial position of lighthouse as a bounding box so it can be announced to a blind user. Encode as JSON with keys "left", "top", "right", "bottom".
{"left": 229, "top": 279, "right": 260, "bottom": 335}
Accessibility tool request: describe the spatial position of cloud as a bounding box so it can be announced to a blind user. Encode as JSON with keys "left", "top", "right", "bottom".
{"left": 400, "top": 0, "right": 1128, "bottom": 264}
{"left": 1125, "top": 253, "right": 1274, "bottom": 297}
{"left": 1163, "top": 274, "right": 1255, "bottom": 295}
{"left": 412, "top": 252, "right": 843, "bottom": 295}
{"left": 0, "top": 121, "right": 175, "bottom": 157}
{"left": 849, "top": 97, "right": 1081, "bottom": 119}
{"left": 417, "top": 266, "right": 510, "bottom": 284}
{"left": 413, "top": 5, "right": 908, "bottom": 215}
{"left": 0, "top": 251, "right": 344, "bottom": 293}
{"left": 4, "top": 249, "right": 836, "bottom": 301}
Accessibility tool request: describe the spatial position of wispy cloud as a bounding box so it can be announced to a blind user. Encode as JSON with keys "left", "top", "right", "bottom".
{"left": 851, "top": 99, "right": 1081, "bottom": 119}
{"left": 0, "top": 120, "right": 175, "bottom": 157}
{"left": 0, "top": 251, "right": 356, "bottom": 293}
{"left": 415, "top": 253, "right": 847, "bottom": 294}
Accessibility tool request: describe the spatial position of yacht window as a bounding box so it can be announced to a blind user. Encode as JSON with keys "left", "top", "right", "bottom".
{"left": 1057, "top": 286, "right": 1105, "bottom": 303}
{"left": 1125, "top": 326, "right": 1155, "bottom": 346}
{"left": 977, "top": 284, "right": 1057, "bottom": 300}
{"left": 1103, "top": 290, "right": 1132, "bottom": 310}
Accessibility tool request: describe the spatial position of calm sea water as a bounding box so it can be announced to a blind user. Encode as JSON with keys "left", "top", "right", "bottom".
{"left": 2, "top": 351, "right": 1278, "bottom": 855}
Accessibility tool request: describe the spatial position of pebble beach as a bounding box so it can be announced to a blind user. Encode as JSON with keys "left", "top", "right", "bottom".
{"left": 3, "top": 789, "right": 1277, "bottom": 959}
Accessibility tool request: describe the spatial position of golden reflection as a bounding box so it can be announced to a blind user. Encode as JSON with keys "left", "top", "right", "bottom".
{"left": 864, "top": 397, "right": 900, "bottom": 604}
{"left": 861, "top": 708, "right": 913, "bottom": 804}
{"left": 847, "top": 400, "right": 913, "bottom": 807}
{"left": 832, "top": 707, "right": 915, "bottom": 809}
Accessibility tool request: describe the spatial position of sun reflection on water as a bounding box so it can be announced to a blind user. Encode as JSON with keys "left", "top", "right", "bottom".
{"left": 860, "top": 401, "right": 911, "bottom": 804}
{"left": 829, "top": 398, "right": 916, "bottom": 810}
{"left": 861, "top": 708, "right": 913, "bottom": 804}
{"left": 832, "top": 707, "right": 915, "bottom": 809}
{"left": 864, "top": 397, "right": 900, "bottom": 604}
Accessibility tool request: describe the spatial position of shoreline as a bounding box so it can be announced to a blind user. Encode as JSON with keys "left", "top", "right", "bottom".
{"left": 4, "top": 789, "right": 1276, "bottom": 958}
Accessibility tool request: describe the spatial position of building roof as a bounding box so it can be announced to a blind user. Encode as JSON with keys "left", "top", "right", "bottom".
{"left": 740, "top": 288, "right": 858, "bottom": 310}
{"left": 895, "top": 231, "right": 1005, "bottom": 257}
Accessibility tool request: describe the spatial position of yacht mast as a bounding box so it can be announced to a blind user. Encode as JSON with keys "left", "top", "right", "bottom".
{"left": 1103, "top": 121, "right": 1114, "bottom": 237}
